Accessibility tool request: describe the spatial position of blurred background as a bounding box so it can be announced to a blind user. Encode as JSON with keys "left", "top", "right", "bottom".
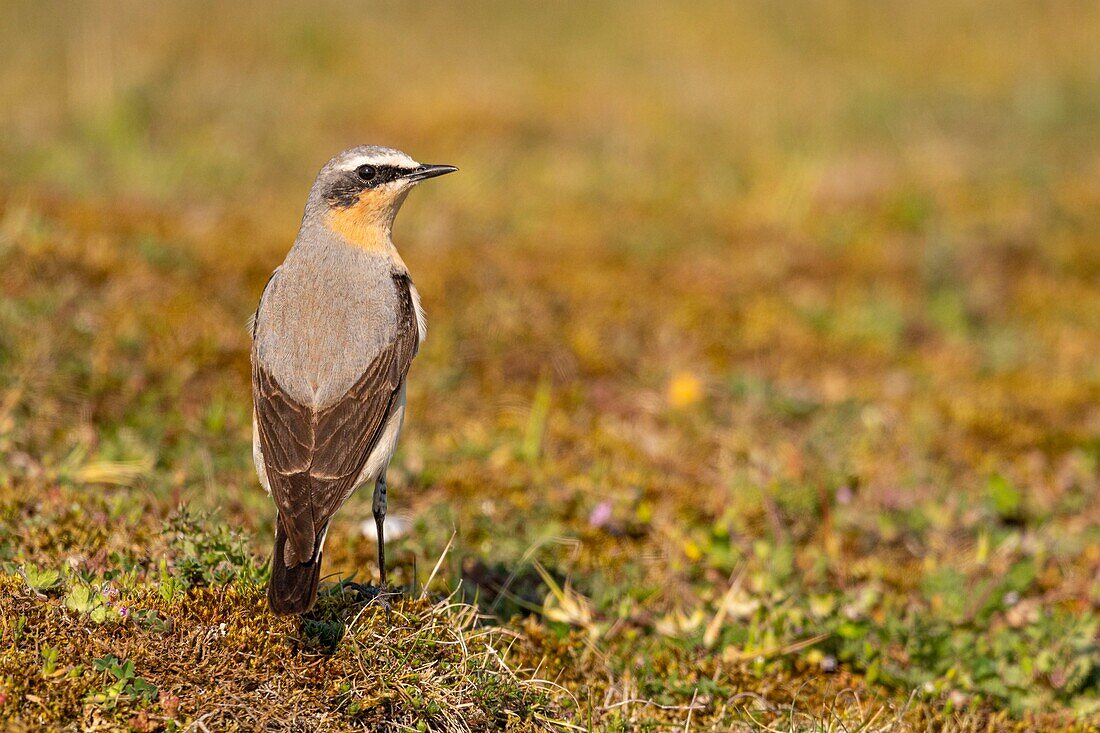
{"left": 1, "top": 0, "right": 1098, "bottom": 724}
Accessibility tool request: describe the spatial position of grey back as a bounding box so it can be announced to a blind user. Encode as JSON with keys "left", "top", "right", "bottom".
{"left": 252, "top": 228, "right": 400, "bottom": 410}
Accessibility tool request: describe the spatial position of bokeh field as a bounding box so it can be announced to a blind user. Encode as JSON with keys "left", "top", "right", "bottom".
{"left": 1, "top": 2, "right": 1098, "bottom": 730}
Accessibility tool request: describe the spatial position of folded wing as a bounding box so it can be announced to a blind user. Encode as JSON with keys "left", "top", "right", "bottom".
{"left": 252, "top": 273, "right": 419, "bottom": 566}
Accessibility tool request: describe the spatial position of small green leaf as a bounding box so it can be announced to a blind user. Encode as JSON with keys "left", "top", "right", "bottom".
{"left": 40, "top": 646, "right": 59, "bottom": 675}
{"left": 23, "top": 565, "right": 61, "bottom": 593}
{"left": 130, "top": 677, "right": 158, "bottom": 701}
{"left": 987, "top": 474, "right": 1022, "bottom": 520}
{"left": 65, "top": 585, "right": 96, "bottom": 613}
{"left": 93, "top": 655, "right": 119, "bottom": 672}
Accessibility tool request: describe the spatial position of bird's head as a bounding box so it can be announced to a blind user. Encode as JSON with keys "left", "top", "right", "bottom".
{"left": 308, "top": 145, "right": 456, "bottom": 251}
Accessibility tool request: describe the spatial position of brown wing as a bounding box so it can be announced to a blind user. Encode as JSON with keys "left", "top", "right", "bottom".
{"left": 252, "top": 272, "right": 420, "bottom": 566}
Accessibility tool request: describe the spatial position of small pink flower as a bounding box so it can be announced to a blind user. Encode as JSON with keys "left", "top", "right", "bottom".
{"left": 835, "top": 485, "right": 854, "bottom": 505}
{"left": 588, "top": 501, "right": 613, "bottom": 528}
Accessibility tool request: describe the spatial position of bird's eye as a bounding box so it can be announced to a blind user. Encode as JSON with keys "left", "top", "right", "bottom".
{"left": 356, "top": 164, "right": 378, "bottom": 182}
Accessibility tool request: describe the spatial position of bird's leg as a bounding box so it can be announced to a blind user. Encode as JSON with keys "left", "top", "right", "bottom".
{"left": 372, "top": 473, "right": 388, "bottom": 588}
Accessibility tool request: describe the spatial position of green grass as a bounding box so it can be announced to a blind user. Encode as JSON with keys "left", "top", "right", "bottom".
{"left": 1, "top": 2, "right": 1098, "bottom": 730}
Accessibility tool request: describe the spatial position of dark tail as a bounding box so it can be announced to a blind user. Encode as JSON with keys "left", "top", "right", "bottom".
{"left": 267, "top": 520, "right": 323, "bottom": 615}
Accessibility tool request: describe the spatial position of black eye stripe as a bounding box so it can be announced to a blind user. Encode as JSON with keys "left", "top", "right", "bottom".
{"left": 357, "top": 165, "right": 406, "bottom": 187}
{"left": 325, "top": 164, "right": 417, "bottom": 208}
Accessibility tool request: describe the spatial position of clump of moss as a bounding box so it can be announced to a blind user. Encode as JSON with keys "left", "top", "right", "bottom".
{"left": 1, "top": 570, "right": 560, "bottom": 732}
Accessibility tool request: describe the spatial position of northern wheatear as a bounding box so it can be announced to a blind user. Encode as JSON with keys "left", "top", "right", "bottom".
{"left": 251, "top": 146, "right": 455, "bottom": 615}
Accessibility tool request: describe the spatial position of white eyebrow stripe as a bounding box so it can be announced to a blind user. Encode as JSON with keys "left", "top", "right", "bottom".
{"left": 340, "top": 153, "right": 420, "bottom": 170}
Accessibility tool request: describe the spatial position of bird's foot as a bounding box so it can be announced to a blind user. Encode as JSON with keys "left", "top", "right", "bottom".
{"left": 344, "top": 581, "right": 400, "bottom": 612}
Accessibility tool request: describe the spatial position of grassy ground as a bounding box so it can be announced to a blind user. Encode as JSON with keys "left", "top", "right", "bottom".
{"left": 1, "top": 2, "right": 1098, "bottom": 730}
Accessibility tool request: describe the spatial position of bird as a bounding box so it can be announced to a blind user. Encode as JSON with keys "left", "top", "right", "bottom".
{"left": 250, "top": 145, "right": 456, "bottom": 615}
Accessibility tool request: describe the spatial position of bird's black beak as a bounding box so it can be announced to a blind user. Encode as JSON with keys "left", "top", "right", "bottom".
{"left": 403, "top": 164, "right": 458, "bottom": 182}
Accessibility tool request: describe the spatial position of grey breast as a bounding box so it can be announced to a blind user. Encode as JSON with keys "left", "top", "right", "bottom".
{"left": 253, "top": 235, "right": 400, "bottom": 410}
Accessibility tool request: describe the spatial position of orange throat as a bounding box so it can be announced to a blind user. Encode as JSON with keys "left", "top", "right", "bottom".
{"left": 325, "top": 190, "right": 398, "bottom": 253}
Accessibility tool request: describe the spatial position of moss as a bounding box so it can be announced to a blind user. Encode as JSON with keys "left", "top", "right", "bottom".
{"left": 1, "top": 572, "right": 555, "bottom": 732}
